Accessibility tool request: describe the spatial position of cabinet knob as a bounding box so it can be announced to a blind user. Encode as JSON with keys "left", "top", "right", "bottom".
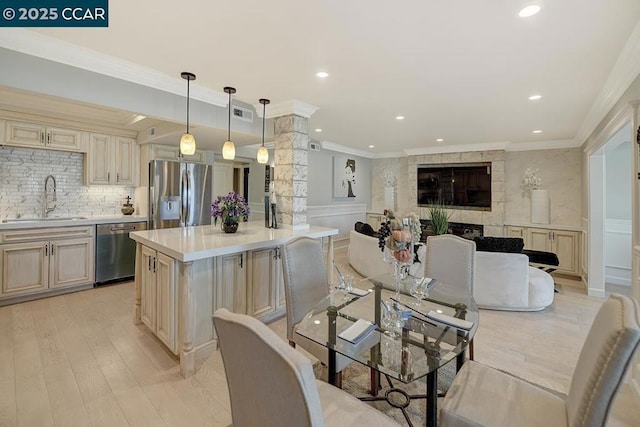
{"left": 51, "top": 244, "right": 54, "bottom": 255}
{"left": 116, "top": 173, "right": 120, "bottom": 183}
{"left": 108, "top": 172, "right": 111, "bottom": 183}
{"left": 47, "top": 132, "right": 51, "bottom": 144}
{"left": 239, "top": 254, "right": 244, "bottom": 268}
{"left": 40, "top": 132, "right": 45, "bottom": 144}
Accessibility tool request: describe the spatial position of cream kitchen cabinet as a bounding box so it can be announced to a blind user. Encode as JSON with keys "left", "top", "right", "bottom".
{"left": 87, "top": 133, "right": 138, "bottom": 186}
{"left": 150, "top": 144, "right": 209, "bottom": 164}
{"left": 140, "top": 246, "right": 178, "bottom": 353}
{"left": 505, "top": 225, "right": 581, "bottom": 276}
{"left": 247, "top": 247, "right": 286, "bottom": 322}
{"left": 0, "top": 226, "right": 94, "bottom": 300}
{"left": 215, "top": 252, "right": 248, "bottom": 314}
{"left": 4, "top": 120, "right": 83, "bottom": 152}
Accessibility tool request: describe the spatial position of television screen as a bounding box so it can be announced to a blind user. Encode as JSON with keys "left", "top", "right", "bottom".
{"left": 417, "top": 163, "right": 491, "bottom": 210}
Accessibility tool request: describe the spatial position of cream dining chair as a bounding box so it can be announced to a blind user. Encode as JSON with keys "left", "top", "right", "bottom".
{"left": 280, "top": 236, "right": 354, "bottom": 386}
{"left": 213, "top": 308, "right": 400, "bottom": 427}
{"left": 424, "top": 234, "right": 477, "bottom": 360}
{"left": 440, "top": 294, "right": 640, "bottom": 426}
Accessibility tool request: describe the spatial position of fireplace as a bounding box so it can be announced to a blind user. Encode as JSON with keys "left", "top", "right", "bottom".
{"left": 419, "top": 220, "right": 483, "bottom": 242}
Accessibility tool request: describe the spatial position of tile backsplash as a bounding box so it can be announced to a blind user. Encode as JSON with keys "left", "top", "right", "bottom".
{"left": 0, "top": 146, "right": 135, "bottom": 219}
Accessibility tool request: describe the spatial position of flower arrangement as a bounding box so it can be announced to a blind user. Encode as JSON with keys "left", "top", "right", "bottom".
{"left": 210, "top": 192, "right": 250, "bottom": 225}
{"left": 522, "top": 168, "right": 542, "bottom": 191}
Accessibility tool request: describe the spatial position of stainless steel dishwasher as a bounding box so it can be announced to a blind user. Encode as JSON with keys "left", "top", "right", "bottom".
{"left": 96, "top": 221, "right": 147, "bottom": 284}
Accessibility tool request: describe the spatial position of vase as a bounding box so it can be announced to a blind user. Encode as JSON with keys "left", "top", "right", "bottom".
{"left": 384, "top": 218, "right": 414, "bottom": 298}
{"left": 222, "top": 221, "right": 239, "bottom": 233}
{"left": 531, "top": 189, "right": 549, "bottom": 224}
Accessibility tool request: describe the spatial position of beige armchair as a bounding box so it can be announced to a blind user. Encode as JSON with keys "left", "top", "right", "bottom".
{"left": 440, "top": 294, "right": 640, "bottom": 426}
{"left": 213, "top": 308, "right": 400, "bottom": 427}
{"left": 280, "top": 236, "right": 353, "bottom": 386}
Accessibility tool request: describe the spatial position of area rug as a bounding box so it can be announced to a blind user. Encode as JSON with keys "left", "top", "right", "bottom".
{"left": 313, "top": 361, "right": 456, "bottom": 426}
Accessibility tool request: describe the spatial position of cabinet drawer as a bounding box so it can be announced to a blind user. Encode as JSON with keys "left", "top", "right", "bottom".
{"left": 1, "top": 226, "right": 94, "bottom": 244}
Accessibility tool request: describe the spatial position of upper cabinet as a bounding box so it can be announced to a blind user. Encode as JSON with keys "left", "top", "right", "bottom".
{"left": 150, "top": 144, "right": 209, "bottom": 164}
{"left": 4, "top": 120, "right": 83, "bottom": 152}
{"left": 87, "top": 133, "right": 138, "bottom": 186}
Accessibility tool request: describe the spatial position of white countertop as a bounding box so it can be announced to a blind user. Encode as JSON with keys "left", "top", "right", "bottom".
{"left": 0, "top": 215, "right": 148, "bottom": 230}
{"left": 130, "top": 221, "right": 339, "bottom": 262}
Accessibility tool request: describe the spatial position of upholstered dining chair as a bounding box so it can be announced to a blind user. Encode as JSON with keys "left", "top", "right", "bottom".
{"left": 440, "top": 294, "right": 640, "bottom": 427}
{"left": 280, "top": 236, "right": 353, "bottom": 386}
{"left": 213, "top": 308, "right": 400, "bottom": 427}
{"left": 424, "top": 234, "right": 476, "bottom": 359}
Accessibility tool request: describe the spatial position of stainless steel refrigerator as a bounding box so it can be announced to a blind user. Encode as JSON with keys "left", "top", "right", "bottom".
{"left": 149, "top": 160, "right": 212, "bottom": 229}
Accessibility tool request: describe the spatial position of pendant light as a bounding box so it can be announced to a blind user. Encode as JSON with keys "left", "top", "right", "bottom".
{"left": 257, "top": 98, "right": 270, "bottom": 164}
{"left": 222, "top": 86, "right": 236, "bottom": 160}
{"left": 179, "top": 72, "right": 196, "bottom": 156}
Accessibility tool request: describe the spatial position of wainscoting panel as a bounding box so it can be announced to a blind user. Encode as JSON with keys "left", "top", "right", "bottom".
{"left": 605, "top": 219, "right": 631, "bottom": 286}
{"left": 307, "top": 204, "right": 367, "bottom": 242}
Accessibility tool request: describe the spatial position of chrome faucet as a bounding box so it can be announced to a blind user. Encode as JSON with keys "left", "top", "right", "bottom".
{"left": 43, "top": 175, "right": 57, "bottom": 218}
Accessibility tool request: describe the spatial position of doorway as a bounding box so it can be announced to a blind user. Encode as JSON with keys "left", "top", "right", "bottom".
{"left": 588, "top": 120, "right": 634, "bottom": 297}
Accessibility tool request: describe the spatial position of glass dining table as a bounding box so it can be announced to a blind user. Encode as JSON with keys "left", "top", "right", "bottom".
{"left": 295, "top": 273, "right": 479, "bottom": 427}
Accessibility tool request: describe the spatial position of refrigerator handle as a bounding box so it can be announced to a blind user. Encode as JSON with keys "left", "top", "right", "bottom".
{"left": 181, "top": 168, "right": 190, "bottom": 225}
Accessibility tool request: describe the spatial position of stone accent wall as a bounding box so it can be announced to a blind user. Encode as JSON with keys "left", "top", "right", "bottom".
{"left": 273, "top": 115, "right": 309, "bottom": 228}
{"left": 372, "top": 151, "right": 506, "bottom": 236}
{"left": 0, "top": 146, "right": 135, "bottom": 219}
{"left": 372, "top": 148, "right": 582, "bottom": 235}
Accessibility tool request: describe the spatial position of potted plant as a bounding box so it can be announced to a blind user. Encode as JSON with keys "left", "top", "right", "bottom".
{"left": 211, "top": 191, "right": 251, "bottom": 233}
{"left": 428, "top": 199, "right": 451, "bottom": 235}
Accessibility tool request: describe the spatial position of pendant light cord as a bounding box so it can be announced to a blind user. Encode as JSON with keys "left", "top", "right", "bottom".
{"left": 227, "top": 91, "right": 231, "bottom": 141}
{"left": 186, "top": 79, "right": 190, "bottom": 134}
{"left": 262, "top": 102, "right": 266, "bottom": 147}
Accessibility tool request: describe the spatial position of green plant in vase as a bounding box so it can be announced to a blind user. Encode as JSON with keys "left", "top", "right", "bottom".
{"left": 428, "top": 199, "right": 452, "bottom": 235}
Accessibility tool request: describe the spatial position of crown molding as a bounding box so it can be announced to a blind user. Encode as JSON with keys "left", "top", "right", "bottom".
{"left": 583, "top": 103, "right": 635, "bottom": 155}
{"left": 506, "top": 139, "right": 578, "bottom": 152}
{"left": 573, "top": 19, "right": 640, "bottom": 146}
{"left": 373, "top": 151, "right": 409, "bottom": 159}
{"left": 262, "top": 100, "right": 319, "bottom": 119}
{"left": 0, "top": 29, "right": 228, "bottom": 107}
{"left": 320, "top": 141, "right": 376, "bottom": 159}
{"left": 404, "top": 141, "right": 510, "bottom": 156}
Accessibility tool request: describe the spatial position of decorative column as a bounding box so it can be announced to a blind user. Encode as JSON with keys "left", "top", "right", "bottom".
{"left": 274, "top": 114, "right": 309, "bottom": 229}
{"left": 266, "top": 101, "right": 318, "bottom": 230}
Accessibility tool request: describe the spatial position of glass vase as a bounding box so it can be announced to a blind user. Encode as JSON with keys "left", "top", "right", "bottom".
{"left": 385, "top": 217, "right": 414, "bottom": 298}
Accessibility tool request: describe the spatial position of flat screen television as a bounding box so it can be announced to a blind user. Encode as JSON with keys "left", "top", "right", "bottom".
{"left": 417, "top": 163, "right": 491, "bottom": 210}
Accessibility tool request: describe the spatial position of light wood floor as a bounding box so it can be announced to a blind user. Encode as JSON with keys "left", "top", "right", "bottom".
{"left": 0, "top": 247, "right": 637, "bottom": 426}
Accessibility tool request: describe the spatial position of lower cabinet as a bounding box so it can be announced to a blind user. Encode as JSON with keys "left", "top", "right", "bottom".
{"left": 140, "top": 246, "right": 178, "bottom": 353}
{"left": 506, "top": 226, "right": 581, "bottom": 276}
{"left": 0, "top": 227, "right": 94, "bottom": 300}
{"left": 212, "top": 247, "right": 285, "bottom": 322}
{"left": 247, "top": 247, "right": 286, "bottom": 321}
{"left": 215, "top": 252, "right": 247, "bottom": 315}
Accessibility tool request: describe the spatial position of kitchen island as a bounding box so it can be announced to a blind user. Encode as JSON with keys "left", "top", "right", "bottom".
{"left": 129, "top": 221, "right": 339, "bottom": 377}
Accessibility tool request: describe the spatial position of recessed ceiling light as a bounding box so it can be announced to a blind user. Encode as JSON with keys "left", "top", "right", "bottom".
{"left": 396, "top": 116, "right": 405, "bottom": 120}
{"left": 368, "top": 145, "right": 375, "bottom": 148}
{"left": 528, "top": 94, "right": 542, "bottom": 100}
{"left": 533, "top": 130, "right": 542, "bottom": 134}
{"left": 436, "top": 138, "right": 444, "bottom": 142}
{"left": 519, "top": 5, "right": 541, "bottom": 17}
{"left": 315, "top": 71, "right": 329, "bottom": 78}
{"left": 315, "top": 128, "right": 322, "bottom": 132}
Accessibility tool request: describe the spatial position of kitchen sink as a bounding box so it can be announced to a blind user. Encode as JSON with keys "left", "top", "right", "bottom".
{"left": 2, "top": 216, "right": 88, "bottom": 223}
